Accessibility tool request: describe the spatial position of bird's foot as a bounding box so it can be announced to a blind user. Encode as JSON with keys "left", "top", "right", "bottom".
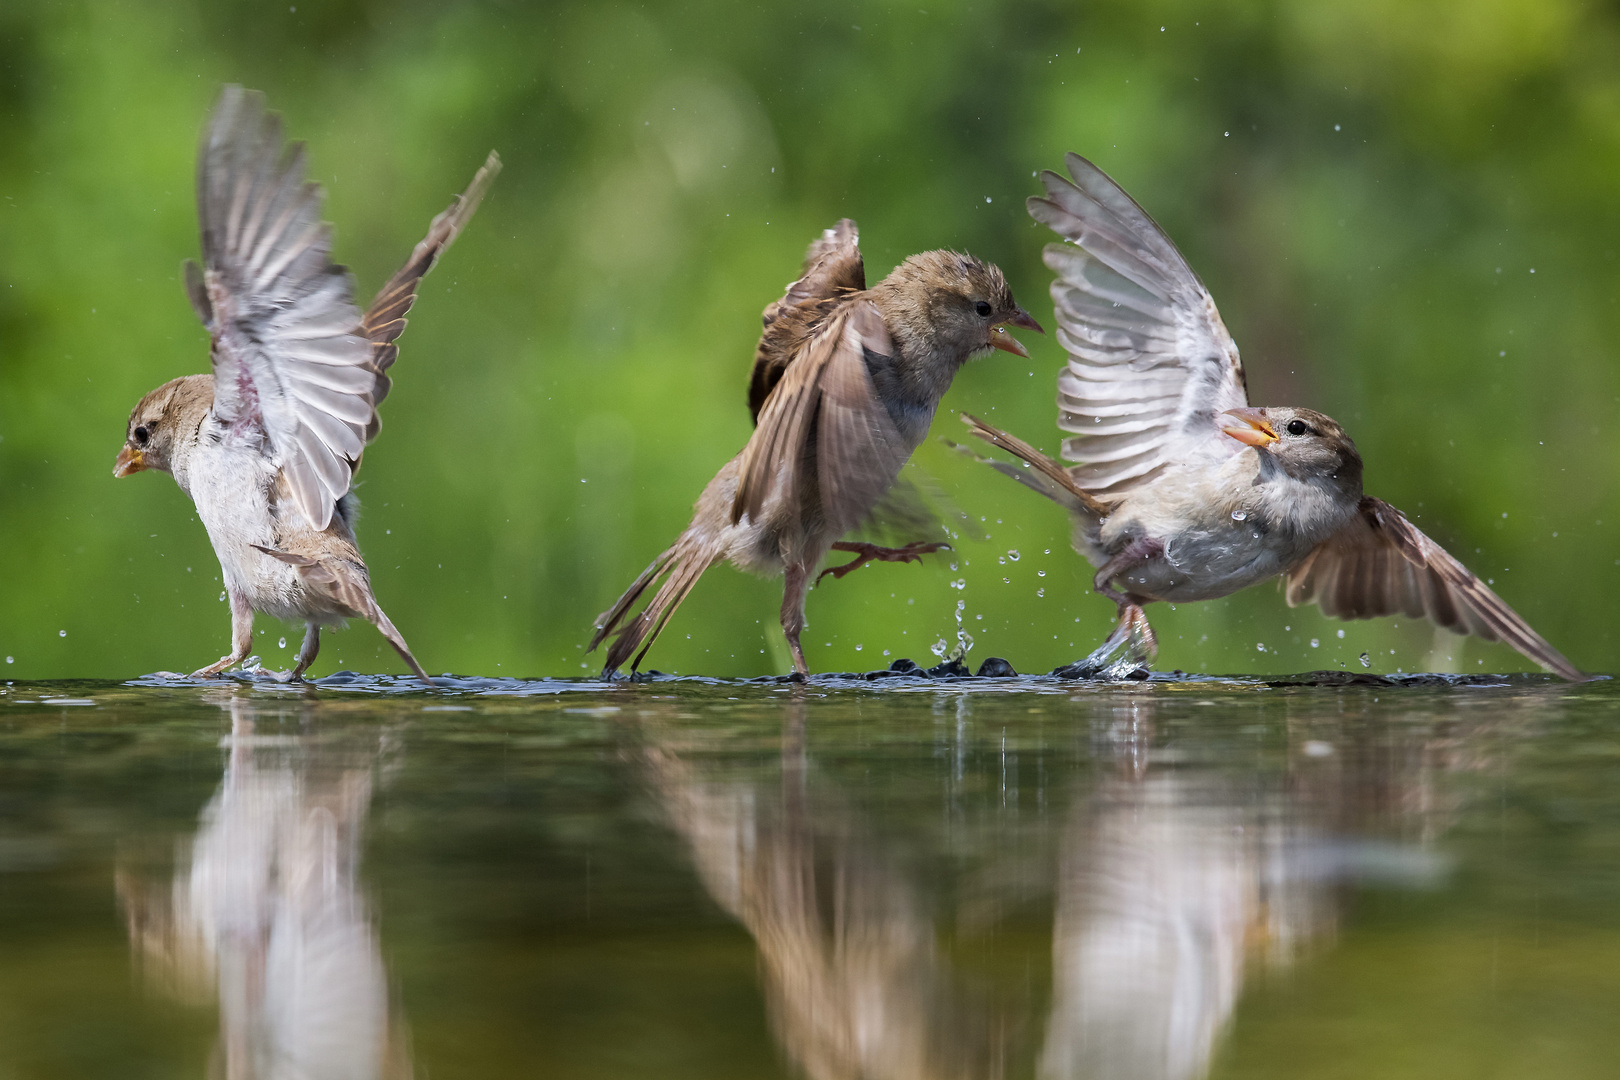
{"left": 190, "top": 655, "right": 247, "bottom": 679}
{"left": 1054, "top": 606, "right": 1156, "bottom": 680}
{"left": 816, "top": 541, "right": 951, "bottom": 584}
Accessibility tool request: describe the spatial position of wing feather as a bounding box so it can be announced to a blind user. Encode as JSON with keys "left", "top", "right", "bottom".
{"left": 748, "top": 219, "right": 865, "bottom": 423}
{"left": 196, "top": 86, "right": 497, "bottom": 530}
{"left": 1030, "top": 153, "right": 1248, "bottom": 496}
{"left": 733, "top": 301, "right": 910, "bottom": 541}
{"left": 1286, "top": 497, "right": 1587, "bottom": 681}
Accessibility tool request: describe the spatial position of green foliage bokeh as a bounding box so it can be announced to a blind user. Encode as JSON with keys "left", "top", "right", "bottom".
{"left": 0, "top": 0, "right": 1615, "bottom": 679}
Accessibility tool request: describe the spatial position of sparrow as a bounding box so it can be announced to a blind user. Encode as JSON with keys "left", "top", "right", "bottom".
{"left": 964, "top": 152, "right": 1585, "bottom": 681}
{"left": 113, "top": 86, "right": 499, "bottom": 683}
{"left": 590, "top": 220, "right": 1041, "bottom": 677}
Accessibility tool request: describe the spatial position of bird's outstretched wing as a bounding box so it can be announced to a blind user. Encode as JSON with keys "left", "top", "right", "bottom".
{"left": 193, "top": 86, "right": 494, "bottom": 530}
{"left": 734, "top": 299, "right": 909, "bottom": 539}
{"left": 1285, "top": 497, "right": 1587, "bottom": 681}
{"left": 749, "top": 219, "right": 865, "bottom": 423}
{"left": 359, "top": 150, "right": 500, "bottom": 442}
{"left": 1029, "top": 152, "right": 1248, "bottom": 494}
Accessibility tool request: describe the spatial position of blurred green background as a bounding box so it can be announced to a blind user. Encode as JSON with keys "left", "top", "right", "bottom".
{"left": 0, "top": 0, "right": 1615, "bottom": 680}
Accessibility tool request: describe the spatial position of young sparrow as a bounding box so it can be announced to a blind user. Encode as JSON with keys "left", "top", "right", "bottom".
{"left": 113, "top": 86, "right": 498, "bottom": 682}
{"left": 965, "top": 153, "right": 1585, "bottom": 681}
{"left": 591, "top": 220, "right": 1041, "bottom": 678}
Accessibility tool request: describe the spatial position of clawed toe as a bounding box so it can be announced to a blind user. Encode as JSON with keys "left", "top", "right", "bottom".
{"left": 817, "top": 541, "right": 952, "bottom": 584}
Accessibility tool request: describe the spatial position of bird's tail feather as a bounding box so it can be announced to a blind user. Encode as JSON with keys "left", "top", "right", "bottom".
{"left": 251, "top": 544, "right": 432, "bottom": 684}
{"left": 953, "top": 414, "right": 1109, "bottom": 520}
{"left": 590, "top": 540, "right": 718, "bottom": 677}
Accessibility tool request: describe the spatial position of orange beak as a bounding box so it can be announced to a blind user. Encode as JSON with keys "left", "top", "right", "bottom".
{"left": 113, "top": 446, "right": 146, "bottom": 477}
{"left": 1219, "top": 407, "right": 1278, "bottom": 447}
{"left": 989, "top": 308, "right": 1044, "bottom": 358}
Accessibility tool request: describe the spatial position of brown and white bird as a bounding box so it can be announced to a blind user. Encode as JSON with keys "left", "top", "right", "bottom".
{"left": 113, "top": 87, "right": 498, "bottom": 683}
{"left": 591, "top": 220, "right": 1041, "bottom": 677}
{"left": 965, "top": 153, "right": 1585, "bottom": 681}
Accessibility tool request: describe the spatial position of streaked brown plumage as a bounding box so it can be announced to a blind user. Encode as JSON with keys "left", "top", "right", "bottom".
{"left": 591, "top": 221, "right": 1041, "bottom": 678}
{"left": 966, "top": 153, "right": 1585, "bottom": 681}
{"left": 114, "top": 86, "right": 498, "bottom": 682}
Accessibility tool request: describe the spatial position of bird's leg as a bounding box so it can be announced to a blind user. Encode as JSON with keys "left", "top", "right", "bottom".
{"left": 1055, "top": 537, "right": 1163, "bottom": 680}
{"left": 780, "top": 561, "right": 811, "bottom": 680}
{"left": 278, "top": 623, "right": 321, "bottom": 682}
{"left": 815, "top": 541, "right": 951, "bottom": 584}
{"left": 191, "top": 588, "right": 254, "bottom": 678}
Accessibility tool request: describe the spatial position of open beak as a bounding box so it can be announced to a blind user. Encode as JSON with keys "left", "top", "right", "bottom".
{"left": 1218, "top": 407, "right": 1278, "bottom": 447}
{"left": 988, "top": 308, "right": 1044, "bottom": 358}
{"left": 113, "top": 446, "right": 146, "bottom": 477}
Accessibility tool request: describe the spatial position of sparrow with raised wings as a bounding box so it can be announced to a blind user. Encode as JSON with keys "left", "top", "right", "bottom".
{"left": 113, "top": 87, "right": 498, "bottom": 682}
{"left": 965, "top": 153, "right": 1585, "bottom": 681}
{"left": 590, "top": 221, "right": 1041, "bottom": 677}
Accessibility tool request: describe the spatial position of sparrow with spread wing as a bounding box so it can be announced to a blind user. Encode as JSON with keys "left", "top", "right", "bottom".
{"left": 113, "top": 87, "right": 499, "bottom": 683}
{"left": 965, "top": 153, "right": 1585, "bottom": 681}
{"left": 591, "top": 220, "right": 1041, "bottom": 678}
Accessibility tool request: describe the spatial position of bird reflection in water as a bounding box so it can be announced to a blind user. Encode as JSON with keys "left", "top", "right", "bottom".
{"left": 116, "top": 694, "right": 412, "bottom": 1080}
{"left": 639, "top": 691, "right": 1453, "bottom": 1080}
{"left": 640, "top": 700, "right": 1010, "bottom": 1080}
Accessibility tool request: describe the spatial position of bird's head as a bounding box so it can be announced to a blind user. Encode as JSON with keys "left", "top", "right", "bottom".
{"left": 114, "top": 375, "right": 213, "bottom": 478}
{"left": 874, "top": 250, "right": 1043, "bottom": 368}
{"left": 1219, "top": 406, "right": 1363, "bottom": 492}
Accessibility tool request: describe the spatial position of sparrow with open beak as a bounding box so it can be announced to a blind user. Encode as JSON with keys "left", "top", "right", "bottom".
{"left": 591, "top": 220, "right": 1041, "bottom": 678}
{"left": 114, "top": 87, "right": 499, "bottom": 682}
{"left": 964, "top": 153, "right": 1585, "bottom": 681}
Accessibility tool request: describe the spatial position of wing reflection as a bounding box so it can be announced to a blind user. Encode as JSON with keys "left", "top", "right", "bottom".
{"left": 1040, "top": 697, "right": 1449, "bottom": 1080}
{"left": 116, "top": 695, "right": 411, "bottom": 1080}
{"left": 638, "top": 692, "right": 1453, "bottom": 1080}
{"left": 640, "top": 703, "right": 1005, "bottom": 1080}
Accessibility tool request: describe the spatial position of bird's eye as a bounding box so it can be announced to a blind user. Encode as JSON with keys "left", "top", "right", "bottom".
{"left": 974, "top": 300, "right": 992, "bottom": 317}
{"left": 134, "top": 425, "right": 150, "bottom": 446}
{"left": 1285, "top": 419, "right": 1309, "bottom": 437}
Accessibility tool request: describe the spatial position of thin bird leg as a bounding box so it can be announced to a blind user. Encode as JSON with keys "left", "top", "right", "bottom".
{"left": 780, "top": 561, "right": 811, "bottom": 679}
{"left": 1054, "top": 537, "right": 1163, "bottom": 680}
{"left": 370, "top": 604, "right": 434, "bottom": 686}
{"left": 191, "top": 588, "right": 254, "bottom": 678}
{"left": 289, "top": 623, "right": 320, "bottom": 680}
{"left": 815, "top": 541, "right": 952, "bottom": 584}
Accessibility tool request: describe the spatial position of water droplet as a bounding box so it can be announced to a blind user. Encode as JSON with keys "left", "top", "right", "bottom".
{"left": 1256, "top": 642, "right": 1266, "bottom": 652}
{"left": 278, "top": 637, "right": 287, "bottom": 650}
{"left": 1337, "top": 629, "right": 1346, "bottom": 639}
{"left": 931, "top": 639, "right": 948, "bottom": 659}
{"left": 1037, "top": 570, "right": 1046, "bottom": 577}
{"left": 4, "top": 657, "right": 11, "bottom": 664}
{"left": 951, "top": 578, "right": 967, "bottom": 590}
{"left": 219, "top": 591, "right": 227, "bottom": 602}
{"left": 58, "top": 630, "right": 66, "bottom": 637}
{"left": 1231, "top": 510, "right": 1247, "bottom": 521}
{"left": 1310, "top": 638, "right": 1320, "bottom": 648}
{"left": 1036, "top": 588, "right": 1045, "bottom": 597}
{"left": 854, "top": 643, "right": 863, "bottom": 651}
{"left": 1007, "top": 549, "right": 1020, "bottom": 562}
{"left": 1359, "top": 652, "right": 1371, "bottom": 668}
{"left": 998, "top": 556, "right": 1006, "bottom": 564}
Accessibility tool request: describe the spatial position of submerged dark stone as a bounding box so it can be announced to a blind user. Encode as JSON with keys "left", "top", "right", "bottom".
{"left": 1265, "top": 670, "right": 1518, "bottom": 688}
{"left": 888, "top": 658, "right": 924, "bottom": 674}
{"left": 927, "top": 657, "right": 971, "bottom": 678}
{"left": 975, "top": 657, "right": 1017, "bottom": 678}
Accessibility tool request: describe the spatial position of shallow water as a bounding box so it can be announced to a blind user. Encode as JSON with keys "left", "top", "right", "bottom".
{"left": 2, "top": 671, "right": 1617, "bottom": 1078}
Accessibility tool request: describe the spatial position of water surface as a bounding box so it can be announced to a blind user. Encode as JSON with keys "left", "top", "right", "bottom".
{"left": 1, "top": 672, "right": 1616, "bottom": 1078}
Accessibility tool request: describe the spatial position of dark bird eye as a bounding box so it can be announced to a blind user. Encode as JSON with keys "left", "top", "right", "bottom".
{"left": 1286, "top": 419, "right": 1309, "bottom": 437}
{"left": 975, "top": 300, "right": 992, "bottom": 317}
{"left": 134, "top": 425, "right": 150, "bottom": 445}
